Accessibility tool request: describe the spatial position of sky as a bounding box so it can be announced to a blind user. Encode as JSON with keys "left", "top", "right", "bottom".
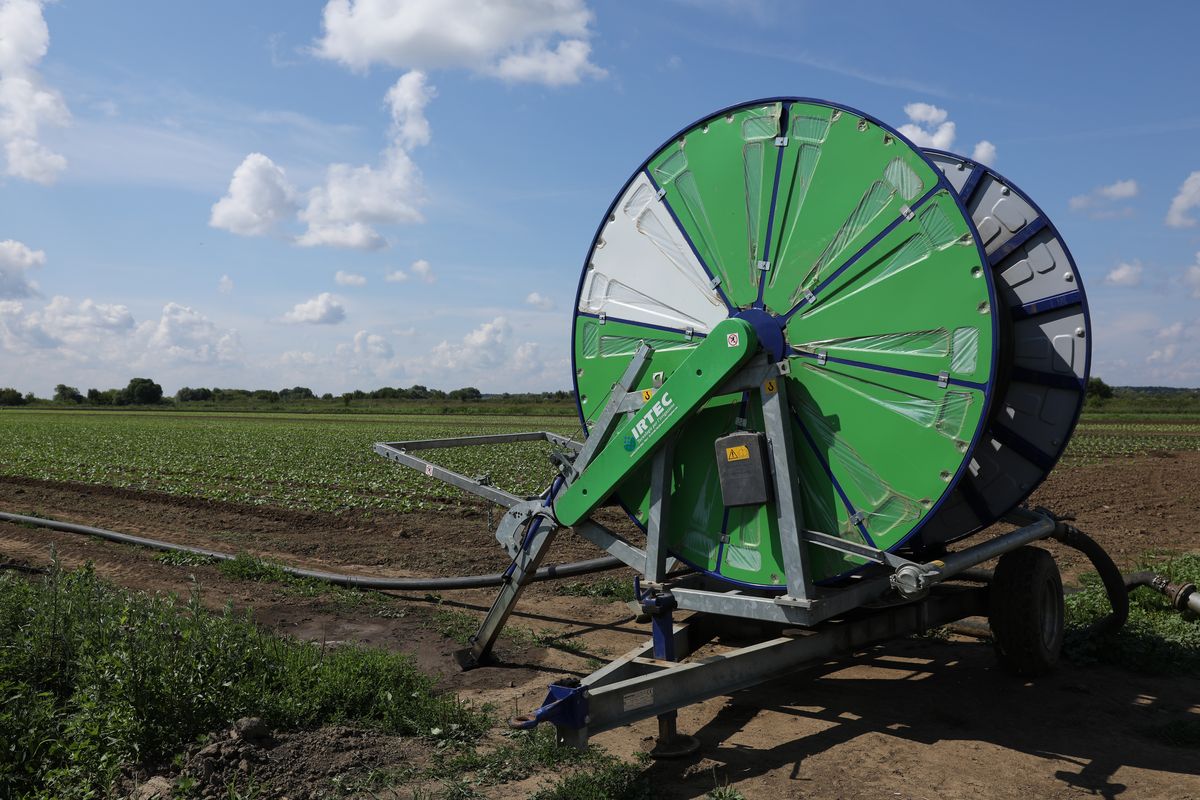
{"left": 1, "top": 0, "right": 1199, "bottom": 396}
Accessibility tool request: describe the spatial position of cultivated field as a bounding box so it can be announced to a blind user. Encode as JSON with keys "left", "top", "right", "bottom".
{"left": 0, "top": 408, "right": 1198, "bottom": 799}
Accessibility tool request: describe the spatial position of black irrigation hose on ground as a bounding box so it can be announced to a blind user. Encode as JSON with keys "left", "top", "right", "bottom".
{"left": 1123, "top": 569, "right": 1200, "bottom": 615}
{"left": 1051, "top": 522, "right": 1131, "bottom": 636}
{"left": 0, "top": 511, "right": 625, "bottom": 590}
{"left": 946, "top": 516, "right": 1198, "bottom": 635}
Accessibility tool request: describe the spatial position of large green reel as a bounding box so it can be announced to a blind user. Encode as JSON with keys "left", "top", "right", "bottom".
{"left": 572, "top": 99, "right": 997, "bottom": 585}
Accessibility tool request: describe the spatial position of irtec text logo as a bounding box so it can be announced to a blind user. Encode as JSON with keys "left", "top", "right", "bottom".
{"left": 628, "top": 391, "right": 675, "bottom": 451}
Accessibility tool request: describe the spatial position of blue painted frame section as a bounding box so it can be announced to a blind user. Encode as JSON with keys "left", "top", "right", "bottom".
{"left": 1011, "top": 290, "right": 1083, "bottom": 320}
{"left": 566, "top": 99, "right": 999, "bottom": 590}
{"left": 574, "top": 310, "right": 710, "bottom": 339}
{"left": 793, "top": 410, "right": 875, "bottom": 547}
{"left": 956, "top": 475, "right": 994, "bottom": 523}
{"left": 957, "top": 165, "right": 986, "bottom": 208}
{"left": 1010, "top": 365, "right": 1085, "bottom": 392}
{"left": 790, "top": 349, "right": 988, "bottom": 393}
{"left": 922, "top": 148, "right": 1092, "bottom": 544}
{"left": 780, "top": 184, "right": 942, "bottom": 322}
{"left": 753, "top": 104, "right": 789, "bottom": 309}
{"left": 989, "top": 423, "right": 1055, "bottom": 472}
{"left": 987, "top": 216, "right": 1049, "bottom": 268}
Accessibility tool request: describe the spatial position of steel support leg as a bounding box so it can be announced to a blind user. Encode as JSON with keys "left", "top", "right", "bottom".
{"left": 644, "top": 591, "right": 700, "bottom": 758}
{"left": 459, "top": 513, "right": 558, "bottom": 668}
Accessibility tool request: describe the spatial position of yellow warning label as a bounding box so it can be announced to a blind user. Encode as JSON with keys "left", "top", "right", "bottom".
{"left": 763, "top": 379, "right": 777, "bottom": 394}
{"left": 641, "top": 388, "right": 654, "bottom": 402}
{"left": 725, "top": 445, "right": 750, "bottom": 462}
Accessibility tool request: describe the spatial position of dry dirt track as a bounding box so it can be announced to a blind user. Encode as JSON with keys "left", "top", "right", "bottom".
{"left": 1, "top": 452, "right": 1198, "bottom": 799}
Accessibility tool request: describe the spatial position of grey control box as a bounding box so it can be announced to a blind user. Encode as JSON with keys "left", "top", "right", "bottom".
{"left": 714, "top": 431, "right": 772, "bottom": 507}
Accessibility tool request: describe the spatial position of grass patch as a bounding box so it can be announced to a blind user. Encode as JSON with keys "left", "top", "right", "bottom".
{"left": 155, "top": 550, "right": 219, "bottom": 568}
{"left": 0, "top": 564, "right": 487, "bottom": 799}
{"left": 554, "top": 576, "right": 636, "bottom": 603}
{"left": 438, "top": 726, "right": 594, "bottom": 786}
{"left": 530, "top": 753, "right": 652, "bottom": 800}
{"left": 1064, "top": 552, "right": 1200, "bottom": 676}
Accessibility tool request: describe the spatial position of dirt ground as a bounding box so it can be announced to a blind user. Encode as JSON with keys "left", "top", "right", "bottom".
{"left": 1, "top": 451, "right": 1198, "bottom": 799}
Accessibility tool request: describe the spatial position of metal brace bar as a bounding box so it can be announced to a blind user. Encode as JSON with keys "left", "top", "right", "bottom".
{"left": 572, "top": 519, "right": 647, "bottom": 573}
{"left": 714, "top": 355, "right": 786, "bottom": 394}
{"left": 761, "top": 377, "right": 815, "bottom": 606}
{"left": 643, "top": 437, "right": 676, "bottom": 585}
{"left": 374, "top": 443, "right": 524, "bottom": 508}
{"left": 465, "top": 509, "right": 560, "bottom": 665}
{"left": 568, "top": 344, "right": 653, "bottom": 481}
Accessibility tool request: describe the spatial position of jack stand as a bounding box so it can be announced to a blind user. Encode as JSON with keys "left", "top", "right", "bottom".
{"left": 644, "top": 590, "right": 700, "bottom": 759}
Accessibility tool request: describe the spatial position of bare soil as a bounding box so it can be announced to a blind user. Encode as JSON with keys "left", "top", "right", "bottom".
{"left": 2, "top": 452, "right": 1199, "bottom": 799}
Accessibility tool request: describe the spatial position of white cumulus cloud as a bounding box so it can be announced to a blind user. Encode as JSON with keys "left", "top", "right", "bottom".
{"left": 489, "top": 39, "right": 605, "bottom": 86}
{"left": 384, "top": 268, "right": 409, "bottom": 283}
{"left": 296, "top": 71, "right": 430, "bottom": 250}
{"left": 1166, "top": 170, "right": 1200, "bottom": 228}
{"left": 281, "top": 292, "right": 346, "bottom": 325}
{"left": 351, "top": 329, "right": 392, "bottom": 359}
{"left": 209, "top": 153, "right": 298, "bottom": 236}
{"left": 0, "top": 238, "right": 44, "bottom": 298}
{"left": 335, "top": 270, "right": 366, "bottom": 286}
{"left": 410, "top": 258, "right": 434, "bottom": 283}
{"left": 314, "top": 0, "right": 605, "bottom": 86}
{"left": 1104, "top": 261, "right": 1143, "bottom": 287}
{"left": 525, "top": 291, "right": 553, "bottom": 309}
{"left": 1070, "top": 179, "right": 1139, "bottom": 216}
{"left": 0, "top": 0, "right": 70, "bottom": 184}
{"left": 897, "top": 103, "right": 994, "bottom": 166}
{"left": 971, "top": 139, "right": 997, "bottom": 166}
{"left": 384, "top": 70, "right": 435, "bottom": 150}
{"left": 898, "top": 103, "right": 955, "bottom": 150}
{"left": 217, "top": 274, "right": 233, "bottom": 294}
{"left": 0, "top": 295, "right": 133, "bottom": 356}
{"left": 142, "top": 302, "right": 241, "bottom": 365}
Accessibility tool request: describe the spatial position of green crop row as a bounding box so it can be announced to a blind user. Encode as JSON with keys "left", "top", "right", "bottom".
{"left": 0, "top": 410, "right": 579, "bottom": 514}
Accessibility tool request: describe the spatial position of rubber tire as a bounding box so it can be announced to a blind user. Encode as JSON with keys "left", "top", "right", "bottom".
{"left": 988, "top": 546, "right": 1064, "bottom": 676}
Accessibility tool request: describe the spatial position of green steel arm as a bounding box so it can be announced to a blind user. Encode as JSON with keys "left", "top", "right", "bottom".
{"left": 554, "top": 318, "right": 758, "bottom": 527}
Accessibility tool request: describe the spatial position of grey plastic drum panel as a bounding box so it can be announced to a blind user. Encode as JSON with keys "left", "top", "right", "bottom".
{"left": 916, "top": 151, "right": 1090, "bottom": 548}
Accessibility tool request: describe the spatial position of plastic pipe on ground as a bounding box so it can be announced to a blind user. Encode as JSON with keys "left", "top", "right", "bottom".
{"left": 0, "top": 511, "right": 625, "bottom": 590}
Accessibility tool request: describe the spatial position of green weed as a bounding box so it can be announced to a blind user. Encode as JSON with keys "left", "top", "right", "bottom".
{"left": 0, "top": 565, "right": 487, "bottom": 799}
{"left": 1064, "top": 552, "right": 1200, "bottom": 675}
{"left": 530, "top": 754, "right": 652, "bottom": 800}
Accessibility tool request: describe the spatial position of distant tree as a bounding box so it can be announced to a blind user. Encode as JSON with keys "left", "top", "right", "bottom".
{"left": 176, "top": 387, "right": 213, "bottom": 402}
{"left": 53, "top": 384, "right": 84, "bottom": 403}
{"left": 123, "top": 377, "right": 163, "bottom": 405}
{"left": 405, "top": 384, "right": 430, "bottom": 400}
{"left": 321, "top": 392, "right": 333, "bottom": 400}
{"left": 0, "top": 387, "right": 26, "bottom": 406}
{"left": 86, "top": 388, "right": 102, "bottom": 403}
{"left": 279, "top": 386, "right": 314, "bottom": 400}
{"left": 449, "top": 387, "right": 482, "bottom": 401}
{"left": 1086, "top": 377, "right": 1114, "bottom": 401}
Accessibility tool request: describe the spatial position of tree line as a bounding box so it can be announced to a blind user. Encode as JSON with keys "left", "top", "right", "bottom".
{"left": 0, "top": 378, "right": 574, "bottom": 407}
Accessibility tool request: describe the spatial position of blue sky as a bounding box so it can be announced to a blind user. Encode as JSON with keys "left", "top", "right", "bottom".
{"left": 1, "top": 0, "right": 1198, "bottom": 395}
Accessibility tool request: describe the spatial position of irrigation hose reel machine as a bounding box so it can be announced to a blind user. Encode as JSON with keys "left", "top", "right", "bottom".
{"left": 374, "top": 98, "right": 1097, "bottom": 755}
